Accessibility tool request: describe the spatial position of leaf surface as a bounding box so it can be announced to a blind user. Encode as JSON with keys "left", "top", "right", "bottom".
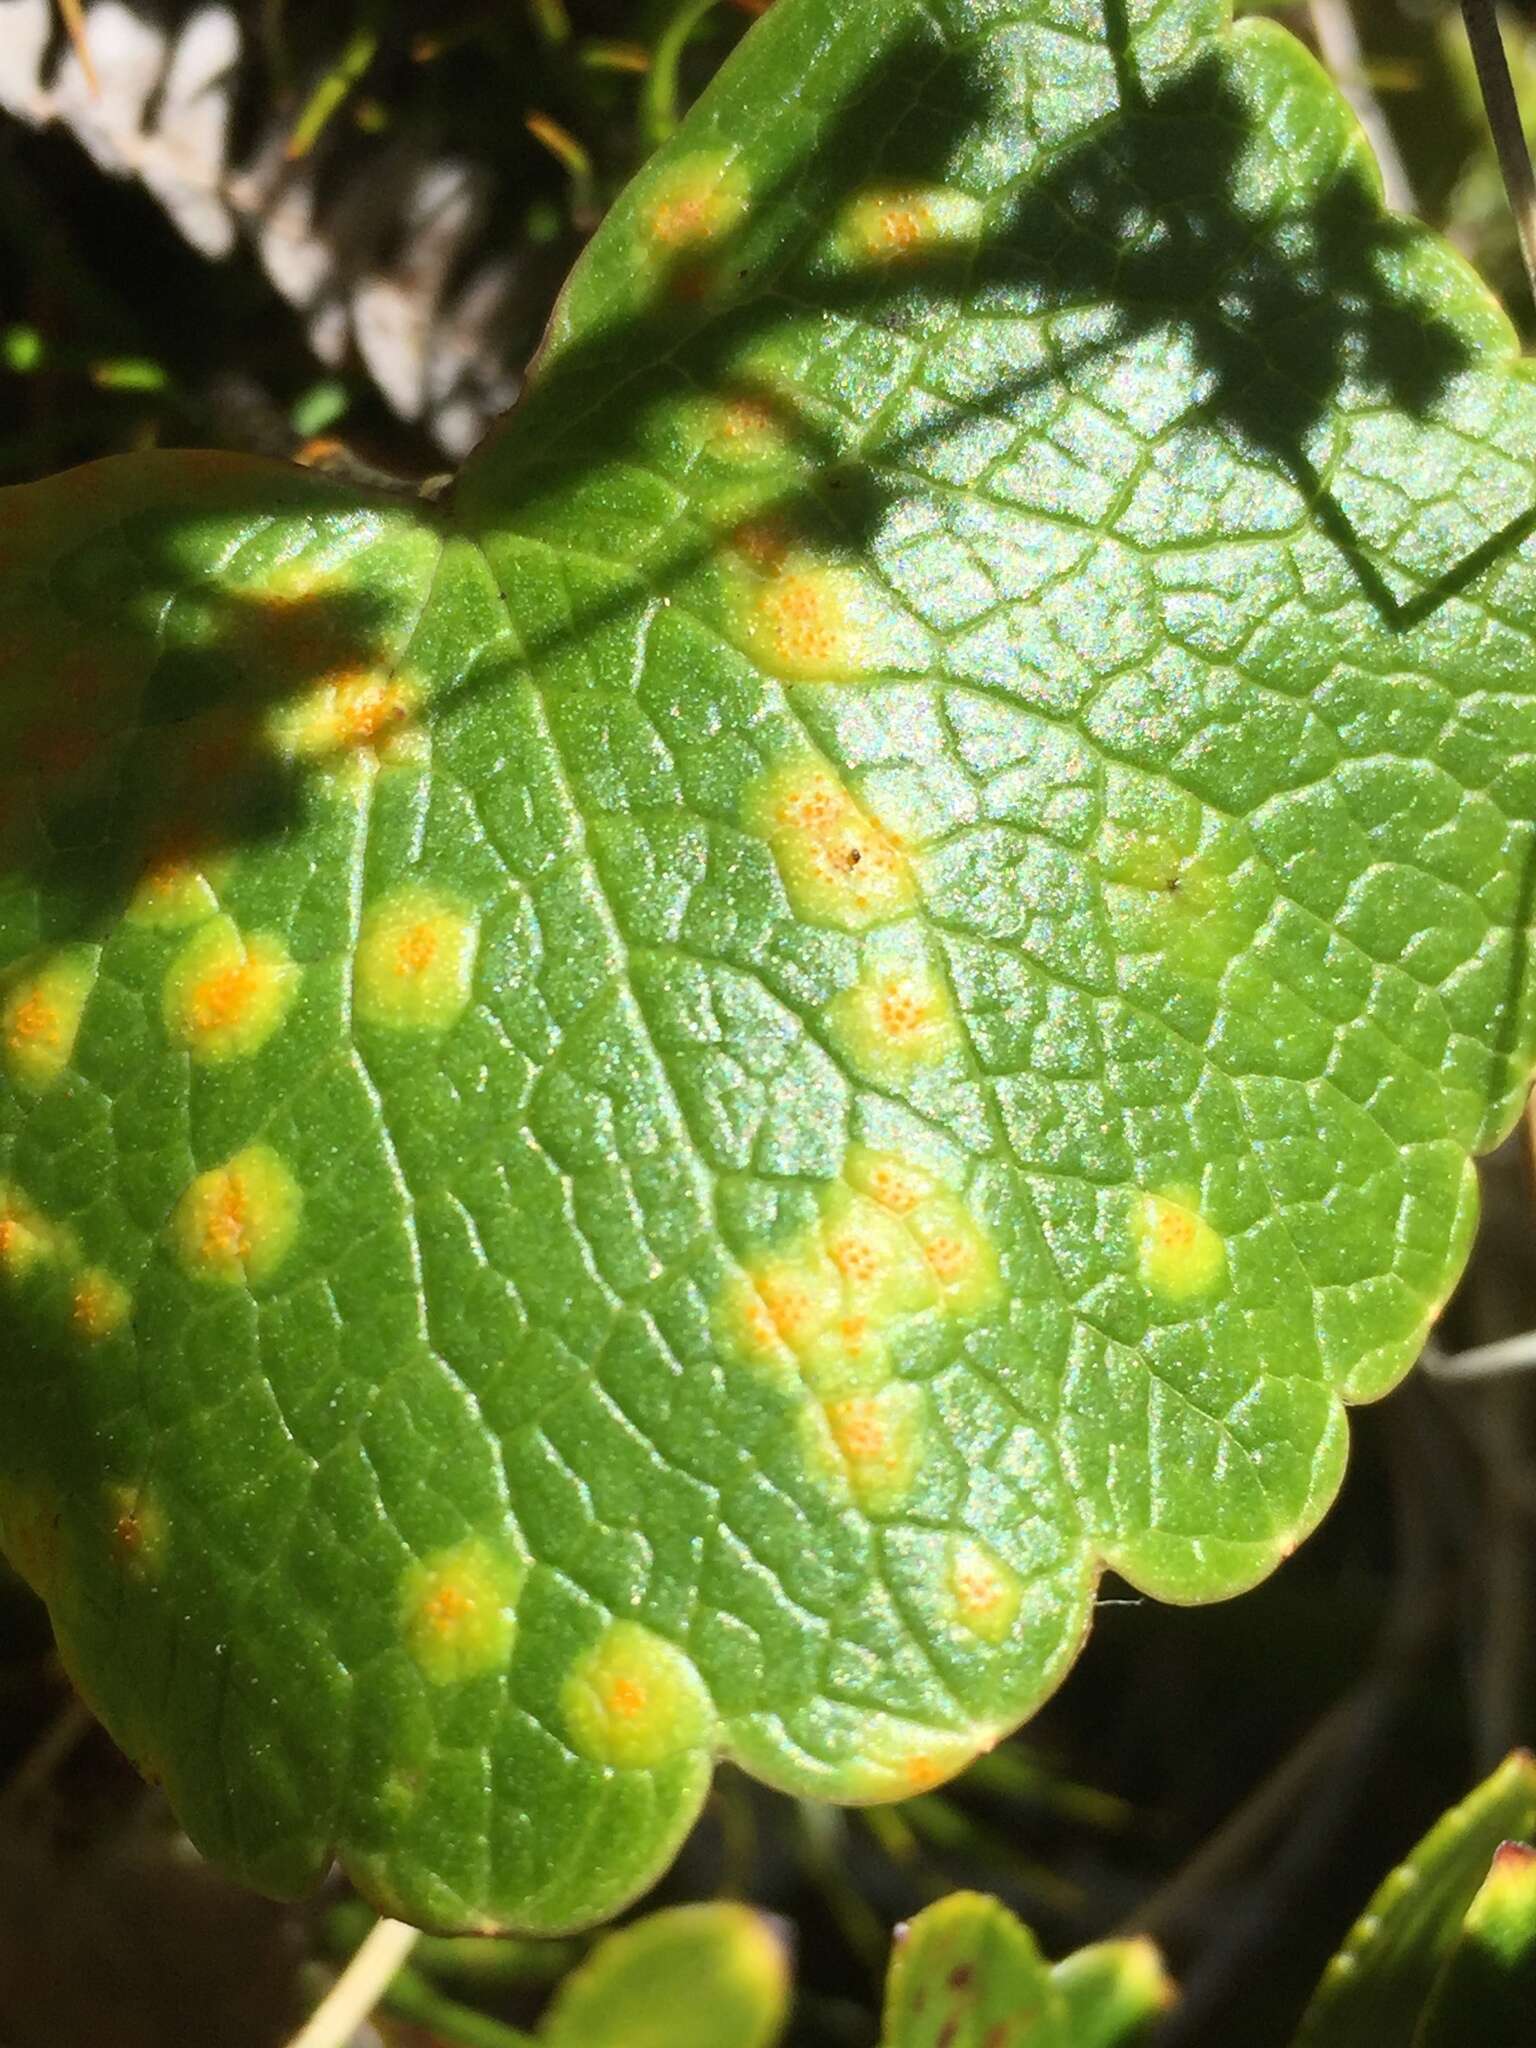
{"left": 3, "top": 0, "right": 1536, "bottom": 1931}
{"left": 540, "top": 1902, "right": 790, "bottom": 2048}
{"left": 1052, "top": 1938, "right": 1174, "bottom": 2046}
{"left": 1291, "top": 1752, "right": 1536, "bottom": 2047}
{"left": 881, "top": 1891, "right": 1067, "bottom": 2048}
{"left": 1413, "top": 1840, "right": 1536, "bottom": 2048}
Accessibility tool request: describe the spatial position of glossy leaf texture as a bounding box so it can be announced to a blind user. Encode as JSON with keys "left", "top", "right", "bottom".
{"left": 880, "top": 1893, "right": 1171, "bottom": 2048}
{"left": 1291, "top": 1752, "right": 1536, "bottom": 2046}
{"left": 1412, "top": 1841, "right": 1536, "bottom": 2048}
{"left": 540, "top": 1902, "right": 790, "bottom": 2048}
{"left": 3, "top": 0, "right": 1536, "bottom": 1933}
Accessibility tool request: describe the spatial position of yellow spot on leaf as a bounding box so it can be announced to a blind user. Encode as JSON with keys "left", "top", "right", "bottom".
{"left": 749, "top": 759, "right": 915, "bottom": 931}
{"left": 355, "top": 885, "right": 479, "bottom": 1032}
{"left": 838, "top": 183, "right": 984, "bottom": 265}
{"left": 709, "top": 391, "right": 789, "bottom": 463}
{"left": 107, "top": 1484, "right": 167, "bottom": 1579}
{"left": 741, "top": 561, "right": 872, "bottom": 682}
{"left": 72, "top": 1268, "right": 130, "bottom": 1340}
{"left": 164, "top": 917, "right": 300, "bottom": 1064}
{"left": 748, "top": 1249, "right": 841, "bottom": 1354}
{"left": 127, "top": 845, "right": 221, "bottom": 930}
{"left": 907, "top": 1194, "right": 1002, "bottom": 1316}
{"left": 1133, "top": 1190, "right": 1227, "bottom": 1303}
{"left": 3, "top": 948, "right": 97, "bottom": 1092}
{"left": 401, "top": 1535, "right": 525, "bottom": 1685}
{"left": 844, "top": 1147, "right": 938, "bottom": 1218}
{"left": 172, "top": 1145, "right": 301, "bottom": 1287}
{"left": 827, "top": 955, "right": 960, "bottom": 1081}
{"left": 823, "top": 1382, "right": 928, "bottom": 1513}
{"left": 563, "top": 1619, "right": 715, "bottom": 1769}
{"left": 818, "top": 1187, "right": 936, "bottom": 1321}
{"left": 269, "top": 668, "right": 419, "bottom": 761}
{"left": 715, "top": 1145, "right": 1000, "bottom": 1424}
{"left": 838, "top": 1715, "right": 999, "bottom": 1801}
{"left": 946, "top": 1538, "right": 1024, "bottom": 1644}
{"left": 715, "top": 1271, "right": 799, "bottom": 1390}
{"left": 0, "top": 1182, "right": 71, "bottom": 1280}
{"left": 644, "top": 150, "right": 748, "bottom": 251}
{"left": 799, "top": 1312, "right": 893, "bottom": 1400}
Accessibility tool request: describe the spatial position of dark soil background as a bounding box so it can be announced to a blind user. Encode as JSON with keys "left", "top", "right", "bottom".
{"left": 1, "top": 4, "right": 1534, "bottom": 2044}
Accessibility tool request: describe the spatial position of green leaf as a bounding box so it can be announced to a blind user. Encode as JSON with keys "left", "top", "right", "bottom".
{"left": 2, "top": 0, "right": 1536, "bottom": 1934}
{"left": 878, "top": 1893, "right": 1172, "bottom": 2048}
{"left": 1290, "top": 1753, "right": 1536, "bottom": 2047}
{"left": 1052, "top": 1939, "right": 1175, "bottom": 2046}
{"left": 1413, "top": 1841, "right": 1536, "bottom": 2048}
{"left": 880, "top": 1892, "right": 1067, "bottom": 2048}
{"left": 540, "top": 1902, "right": 789, "bottom": 2048}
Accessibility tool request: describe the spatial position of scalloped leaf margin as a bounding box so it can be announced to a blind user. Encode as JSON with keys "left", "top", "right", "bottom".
{"left": 1, "top": 0, "right": 1535, "bottom": 1933}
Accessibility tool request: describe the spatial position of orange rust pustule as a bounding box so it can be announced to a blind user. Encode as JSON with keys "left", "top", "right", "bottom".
{"left": 608, "top": 1676, "right": 648, "bottom": 1718}
{"left": 832, "top": 1400, "right": 889, "bottom": 1462}
{"left": 423, "top": 1584, "right": 473, "bottom": 1630}
{"left": 877, "top": 981, "right": 932, "bottom": 1038}
{"left": 335, "top": 677, "right": 410, "bottom": 746}
{"left": 201, "top": 1181, "right": 251, "bottom": 1266}
{"left": 191, "top": 962, "right": 261, "bottom": 1033}
{"left": 394, "top": 924, "right": 440, "bottom": 976}
{"left": 8, "top": 992, "right": 60, "bottom": 1051}
{"left": 759, "top": 573, "right": 846, "bottom": 671}
{"left": 827, "top": 1234, "right": 882, "bottom": 1286}
{"left": 667, "top": 259, "right": 718, "bottom": 303}
{"left": 923, "top": 1234, "right": 972, "bottom": 1285}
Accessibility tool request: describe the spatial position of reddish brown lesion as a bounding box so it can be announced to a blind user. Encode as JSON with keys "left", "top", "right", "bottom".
{"left": 720, "top": 394, "right": 779, "bottom": 445}
{"left": 729, "top": 519, "right": 792, "bottom": 571}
